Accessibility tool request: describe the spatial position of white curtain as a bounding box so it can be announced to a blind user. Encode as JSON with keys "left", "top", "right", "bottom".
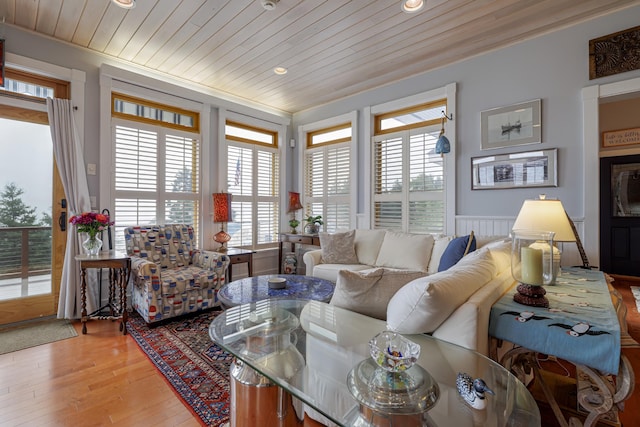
{"left": 47, "top": 98, "right": 93, "bottom": 319}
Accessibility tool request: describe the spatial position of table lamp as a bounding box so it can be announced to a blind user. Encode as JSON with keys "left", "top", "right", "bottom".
{"left": 510, "top": 196, "right": 576, "bottom": 307}
{"left": 287, "top": 191, "right": 303, "bottom": 234}
{"left": 213, "top": 192, "right": 232, "bottom": 252}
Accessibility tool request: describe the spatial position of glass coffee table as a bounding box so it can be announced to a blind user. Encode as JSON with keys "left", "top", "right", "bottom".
{"left": 217, "top": 274, "right": 334, "bottom": 308}
{"left": 209, "top": 299, "right": 541, "bottom": 426}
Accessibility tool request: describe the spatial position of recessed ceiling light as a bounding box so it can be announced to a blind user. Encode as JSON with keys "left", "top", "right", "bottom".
{"left": 274, "top": 67, "right": 288, "bottom": 75}
{"left": 401, "top": 0, "right": 424, "bottom": 13}
{"left": 112, "top": 0, "right": 136, "bottom": 9}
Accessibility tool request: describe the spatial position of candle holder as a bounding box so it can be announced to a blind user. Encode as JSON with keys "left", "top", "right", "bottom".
{"left": 511, "top": 230, "right": 555, "bottom": 308}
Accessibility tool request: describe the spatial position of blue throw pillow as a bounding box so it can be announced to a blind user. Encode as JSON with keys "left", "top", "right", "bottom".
{"left": 437, "top": 232, "right": 476, "bottom": 272}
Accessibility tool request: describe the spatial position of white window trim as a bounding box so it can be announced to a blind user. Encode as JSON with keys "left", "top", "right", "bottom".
{"left": 364, "top": 83, "right": 456, "bottom": 233}
{"left": 218, "top": 108, "right": 288, "bottom": 245}
{"left": 100, "top": 73, "right": 209, "bottom": 244}
{"left": 298, "top": 111, "right": 358, "bottom": 229}
{"left": 100, "top": 65, "right": 290, "bottom": 247}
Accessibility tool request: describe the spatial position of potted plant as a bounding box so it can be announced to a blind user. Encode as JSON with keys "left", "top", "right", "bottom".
{"left": 304, "top": 215, "right": 323, "bottom": 234}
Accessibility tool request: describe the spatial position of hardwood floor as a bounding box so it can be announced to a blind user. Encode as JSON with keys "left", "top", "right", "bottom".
{"left": 0, "top": 320, "right": 200, "bottom": 426}
{"left": 1, "top": 277, "right": 639, "bottom": 426}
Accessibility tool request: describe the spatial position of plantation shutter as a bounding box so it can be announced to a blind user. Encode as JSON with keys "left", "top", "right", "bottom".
{"left": 373, "top": 127, "right": 444, "bottom": 233}
{"left": 408, "top": 131, "right": 444, "bottom": 233}
{"left": 114, "top": 125, "right": 158, "bottom": 228}
{"left": 226, "top": 121, "right": 279, "bottom": 249}
{"left": 114, "top": 123, "right": 201, "bottom": 250}
{"left": 374, "top": 135, "right": 403, "bottom": 230}
{"left": 305, "top": 144, "right": 351, "bottom": 232}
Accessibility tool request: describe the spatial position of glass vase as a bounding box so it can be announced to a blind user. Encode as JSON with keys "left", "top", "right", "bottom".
{"left": 82, "top": 234, "right": 103, "bottom": 256}
{"left": 511, "top": 230, "right": 555, "bottom": 307}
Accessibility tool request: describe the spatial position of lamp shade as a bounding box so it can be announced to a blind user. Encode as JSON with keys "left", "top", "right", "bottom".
{"left": 213, "top": 193, "right": 232, "bottom": 223}
{"left": 512, "top": 199, "right": 576, "bottom": 242}
{"left": 287, "top": 191, "right": 303, "bottom": 213}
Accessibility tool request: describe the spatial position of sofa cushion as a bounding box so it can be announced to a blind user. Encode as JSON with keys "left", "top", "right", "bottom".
{"left": 312, "top": 263, "right": 373, "bottom": 282}
{"left": 438, "top": 231, "right": 476, "bottom": 272}
{"left": 331, "top": 268, "right": 427, "bottom": 320}
{"left": 386, "top": 249, "right": 496, "bottom": 334}
{"left": 375, "top": 232, "right": 435, "bottom": 272}
{"left": 354, "top": 229, "right": 387, "bottom": 266}
{"left": 428, "top": 235, "right": 453, "bottom": 274}
{"left": 483, "top": 238, "right": 512, "bottom": 274}
{"left": 319, "top": 230, "right": 359, "bottom": 264}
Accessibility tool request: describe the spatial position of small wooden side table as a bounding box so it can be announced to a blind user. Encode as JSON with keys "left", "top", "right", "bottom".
{"left": 76, "top": 251, "right": 131, "bottom": 335}
{"left": 224, "top": 247, "right": 255, "bottom": 282}
{"left": 279, "top": 233, "right": 320, "bottom": 274}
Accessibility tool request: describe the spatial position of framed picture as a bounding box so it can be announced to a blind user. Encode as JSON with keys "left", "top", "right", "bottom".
{"left": 480, "top": 99, "right": 541, "bottom": 150}
{"left": 471, "top": 148, "right": 557, "bottom": 190}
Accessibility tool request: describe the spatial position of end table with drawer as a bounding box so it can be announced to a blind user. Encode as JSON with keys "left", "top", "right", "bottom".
{"left": 279, "top": 233, "right": 320, "bottom": 274}
{"left": 222, "top": 247, "right": 255, "bottom": 282}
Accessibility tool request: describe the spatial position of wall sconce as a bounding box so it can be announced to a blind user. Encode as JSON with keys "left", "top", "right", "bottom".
{"left": 435, "top": 111, "right": 452, "bottom": 156}
{"left": 213, "top": 193, "right": 232, "bottom": 252}
{"left": 287, "top": 191, "right": 303, "bottom": 234}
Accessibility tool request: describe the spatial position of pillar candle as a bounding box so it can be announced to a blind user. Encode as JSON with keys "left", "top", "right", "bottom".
{"left": 521, "top": 247, "right": 543, "bottom": 285}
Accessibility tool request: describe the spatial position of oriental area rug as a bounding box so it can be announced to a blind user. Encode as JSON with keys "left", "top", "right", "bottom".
{"left": 127, "top": 310, "right": 232, "bottom": 427}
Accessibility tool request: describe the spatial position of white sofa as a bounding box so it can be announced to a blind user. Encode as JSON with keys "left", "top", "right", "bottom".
{"left": 302, "top": 229, "right": 512, "bottom": 356}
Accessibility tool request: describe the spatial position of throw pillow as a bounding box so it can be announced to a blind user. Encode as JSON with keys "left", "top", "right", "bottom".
{"left": 319, "top": 230, "right": 359, "bottom": 264}
{"left": 330, "top": 268, "right": 427, "bottom": 320}
{"left": 386, "top": 249, "right": 495, "bottom": 334}
{"left": 354, "top": 229, "right": 387, "bottom": 266}
{"left": 375, "top": 232, "right": 435, "bottom": 272}
{"left": 428, "top": 235, "right": 454, "bottom": 274}
{"left": 437, "top": 231, "right": 476, "bottom": 272}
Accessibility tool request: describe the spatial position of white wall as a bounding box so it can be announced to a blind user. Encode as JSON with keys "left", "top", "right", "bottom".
{"left": 291, "top": 5, "right": 640, "bottom": 225}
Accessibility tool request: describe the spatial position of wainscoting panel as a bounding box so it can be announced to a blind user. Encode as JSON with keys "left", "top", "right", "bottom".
{"left": 456, "top": 215, "right": 586, "bottom": 268}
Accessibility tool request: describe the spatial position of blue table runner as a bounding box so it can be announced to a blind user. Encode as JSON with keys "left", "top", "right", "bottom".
{"left": 489, "top": 267, "right": 620, "bottom": 374}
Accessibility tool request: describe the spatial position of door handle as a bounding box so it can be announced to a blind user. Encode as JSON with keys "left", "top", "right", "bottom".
{"left": 59, "top": 211, "right": 66, "bottom": 231}
{"left": 59, "top": 198, "right": 67, "bottom": 231}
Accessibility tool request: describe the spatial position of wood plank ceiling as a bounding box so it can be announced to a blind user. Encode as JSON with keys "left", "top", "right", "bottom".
{"left": 1, "top": 0, "right": 638, "bottom": 113}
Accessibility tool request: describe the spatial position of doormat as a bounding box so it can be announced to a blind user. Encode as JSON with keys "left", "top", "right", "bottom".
{"left": 0, "top": 318, "right": 78, "bottom": 355}
{"left": 127, "top": 310, "right": 232, "bottom": 427}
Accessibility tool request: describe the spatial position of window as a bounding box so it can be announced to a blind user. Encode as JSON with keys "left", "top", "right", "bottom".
{"left": 0, "top": 68, "right": 68, "bottom": 100}
{"left": 225, "top": 120, "right": 279, "bottom": 249}
{"left": 112, "top": 93, "right": 201, "bottom": 250}
{"left": 373, "top": 100, "right": 446, "bottom": 234}
{"left": 304, "top": 123, "right": 352, "bottom": 232}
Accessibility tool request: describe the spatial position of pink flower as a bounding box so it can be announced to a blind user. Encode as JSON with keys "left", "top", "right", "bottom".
{"left": 69, "top": 211, "right": 113, "bottom": 237}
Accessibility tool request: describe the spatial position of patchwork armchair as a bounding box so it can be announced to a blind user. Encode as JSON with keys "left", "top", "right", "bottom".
{"left": 124, "top": 224, "right": 230, "bottom": 324}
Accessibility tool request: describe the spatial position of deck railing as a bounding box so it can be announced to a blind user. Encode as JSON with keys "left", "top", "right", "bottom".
{"left": 0, "top": 226, "right": 52, "bottom": 280}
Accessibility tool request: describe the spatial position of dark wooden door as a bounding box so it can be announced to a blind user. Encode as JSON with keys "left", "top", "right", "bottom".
{"left": 600, "top": 154, "right": 640, "bottom": 276}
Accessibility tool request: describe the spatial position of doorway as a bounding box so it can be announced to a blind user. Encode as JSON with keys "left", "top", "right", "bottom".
{"left": 600, "top": 154, "right": 640, "bottom": 276}
{"left": 0, "top": 70, "right": 69, "bottom": 324}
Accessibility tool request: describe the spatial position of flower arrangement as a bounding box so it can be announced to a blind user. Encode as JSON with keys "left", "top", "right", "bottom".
{"left": 69, "top": 211, "right": 113, "bottom": 238}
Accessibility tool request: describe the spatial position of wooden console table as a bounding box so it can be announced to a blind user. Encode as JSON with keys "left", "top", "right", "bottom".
{"left": 76, "top": 251, "right": 131, "bottom": 335}
{"left": 489, "top": 268, "right": 635, "bottom": 427}
{"left": 278, "top": 233, "right": 320, "bottom": 274}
